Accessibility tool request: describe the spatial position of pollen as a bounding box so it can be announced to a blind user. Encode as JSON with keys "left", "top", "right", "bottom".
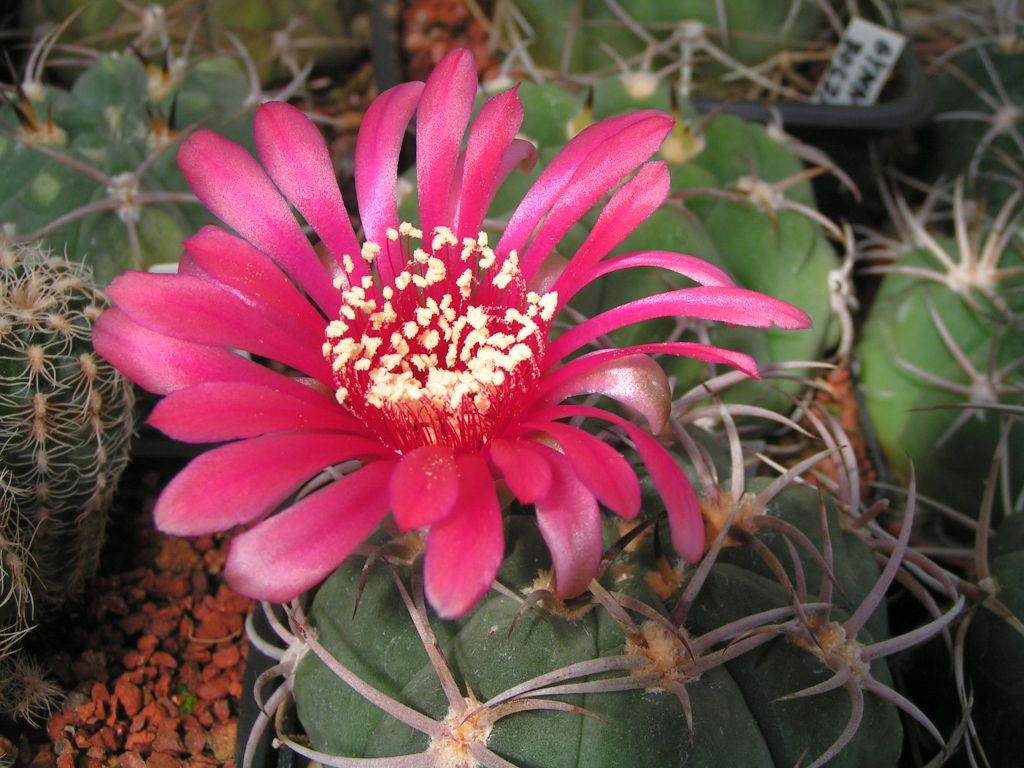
{"left": 322, "top": 223, "right": 558, "bottom": 453}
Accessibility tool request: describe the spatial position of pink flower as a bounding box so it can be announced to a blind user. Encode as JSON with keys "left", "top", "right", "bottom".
{"left": 94, "top": 50, "right": 810, "bottom": 618}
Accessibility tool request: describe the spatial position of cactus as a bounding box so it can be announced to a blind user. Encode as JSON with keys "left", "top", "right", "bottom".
{"left": 0, "top": 240, "right": 135, "bottom": 615}
{"left": 856, "top": 179, "right": 1024, "bottom": 516}
{"left": 915, "top": 2, "right": 1024, "bottom": 201}
{"left": 243, "top": 369, "right": 962, "bottom": 767}
{"left": 18, "top": 0, "right": 371, "bottom": 84}
{"left": 489, "top": 0, "right": 864, "bottom": 102}
{"left": 0, "top": 30, "right": 257, "bottom": 283}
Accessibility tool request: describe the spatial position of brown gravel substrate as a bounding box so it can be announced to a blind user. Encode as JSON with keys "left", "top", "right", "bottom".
{"left": 2, "top": 460, "right": 253, "bottom": 768}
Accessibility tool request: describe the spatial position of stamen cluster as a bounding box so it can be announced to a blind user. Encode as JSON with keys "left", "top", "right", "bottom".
{"left": 322, "top": 224, "right": 557, "bottom": 453}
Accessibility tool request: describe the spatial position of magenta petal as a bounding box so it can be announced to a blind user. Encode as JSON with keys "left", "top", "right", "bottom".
{"left": 531, "top": 444, "right": 603, "bottom": 599}
{"left": 487, "top": 437, "right": 553, "bottom": 503}
{"left": 93, "top": 308, "right": 287, "bottom": 394}
{"left": 514, "top": 113, "right": 674, "bottom": 280}
{"left": 552, "top": 162, "right": 669, "bottom": 304}
{"left": 389, "top": 445, "right": 459, "bottom": 530}
{"left": 107, "top": 272, "right": 330, "bottom": 381}
{"left": 559, "top": 250, "right": 738, "bottom": 309}
{"left": 154, "top": 433, "right": 390, "bottom": 536}
{"left": 224, "top": 461, "right": 395, "bottom": 603}
{"left": 415, "top": 49, "right": 477, "bottom": 238}
{"left": 537, "top": 405, "right": 704, "bottom": 563}
{"left": 498, "top": 110, "right": 667, "bottom": 263}
{"left": 534, "top": 352, "right": 670, "bottom": 433}
{"left": 583, "top": 251, "right": 736, "bottom": 287}
{"left": 177, "top": 130, "right": 336, "bottom": 314}
{"left": 254, "top": 102, "right": 363, "bottom": 278}
{"left": 453, "top": 87, "right": 524, "bottom": 240}
{"left": 529, "top": 421, "right": 640, "bottom": 520}
{"left": 546, "top": 286, "right": 813, "bottom": 363}
{"left": 424, "top": 453, "right": 503, "bottom": 618}
{"left": 183, "top": 226, "right": 327, "bottom": 338}
{"left": 148, "top": 381, "right": 364, "bottom": 442}
{"left": 355, "top": 80, "right": 424, "bottom": 281}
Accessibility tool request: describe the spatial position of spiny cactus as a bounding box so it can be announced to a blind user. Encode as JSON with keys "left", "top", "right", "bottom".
{"left": 0, "top": 240, "right": 135, "bottom": 615}
{"left": 914, "top": 1, "right": 1023, "bottom": 200}
{"left": 0, "top": 25, "right": 260, "bottom": 282}
{"left": 0, "top": 651, "right": 64, "bottom": 728}
{"left": 243, "top": 368, "right": 963, "bottom": 767}
{"left": 18, "top": 0, "right": 371, "bottom": 84}
{"left": 488, "top": 0, "right": 889, "bottom": 103}
{"left": 856, "top": 178, "right": 1024, "bottom": 517}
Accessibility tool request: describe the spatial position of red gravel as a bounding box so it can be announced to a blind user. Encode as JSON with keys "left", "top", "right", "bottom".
{"left": 3, "top": 464, "right": 253, "bottom": 767}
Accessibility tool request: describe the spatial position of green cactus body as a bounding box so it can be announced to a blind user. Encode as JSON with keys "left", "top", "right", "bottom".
{"left": 921, "top": 46, "right": 1024, "bottom": 202}
{"left": 0, "top": 51, "right": 252, "bottom": 282}
{"left": 0, "top": 241, "right": 134, "bottom": 613}
{"left": 506, "top": 0, "right": 826, "bottom": 86}
{"left": 19, "top": 0, "right": 368, "bottom": 83}
{"left": 293, "top": 480, "right": 903, "bottom": 767}
{"left": 856, "top": 233, "right": 1024, "bottom": 516}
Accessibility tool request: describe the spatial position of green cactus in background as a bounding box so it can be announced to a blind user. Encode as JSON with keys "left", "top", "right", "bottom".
{"left": 18, "top": 0, "right": 370, "bottom": 84}
{"left": 0, "top": 30, "right": 257, "bottom": 283}
{"left": 856, "top": 179, "right": 1024, "bottom": 517}
{"left": 0, "top": 240, "right": 135, "bottom": 615}
{"left": 243, "top": 371, "right": 961, "bottom": 767}
{"left": 488, "top": 0, "right": 886, "bottom": 102}
{"left": 914, "top": 2, "right": 1024, "bottom": 201}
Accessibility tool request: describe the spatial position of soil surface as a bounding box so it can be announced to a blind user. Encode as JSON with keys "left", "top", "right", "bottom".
{"left": 1, "top": 456, "right": 253, "bottom": 768}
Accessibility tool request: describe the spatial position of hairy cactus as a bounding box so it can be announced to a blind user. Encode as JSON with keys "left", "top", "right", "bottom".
{"left": 0, "top": 30, "right": 256, "bottom": 282}
{"left": 0, "top": 240, "right": 134, "bottom": 615}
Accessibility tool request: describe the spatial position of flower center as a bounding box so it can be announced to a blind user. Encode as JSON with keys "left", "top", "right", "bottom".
{"left": 323, "top": 223, "right": 557, "bottom": 453}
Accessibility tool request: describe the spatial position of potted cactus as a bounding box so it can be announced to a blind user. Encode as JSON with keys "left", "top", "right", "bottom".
{"left": 80, "top": 47, "right": 974, "bottom": 767}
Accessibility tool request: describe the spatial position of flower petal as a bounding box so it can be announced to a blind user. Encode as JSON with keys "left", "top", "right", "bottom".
{"left": 424, "top": 453, "right": 503, "bottom": 618}
{"left": 415, "top": 48, "right": 478, "bottom": 238}
{"left": 582, "top": 250, "right": 736, "bottom": 287}
{"left": 532, "top": 343, "right": 760, "bottom": 426}
{"left": 389, "top": 444, "right": 460, "bottom": 530}
{"left": 528, "top": 421, "right": 640, "bottom": 520}
{"left": 154, "top": 432, "right": 389, "bottom": 536}
{"left": 536, "top": 405, "right": 704, "bottom": 563}
{"left": 546, "top": 286, "right": 813, "bottom": 363}
{"left": 487, "top": 438, "right": 553, "bottom": 504}
{"left": 254, "top": 102, "right": 364, "bottom": 280}
{"left": 453, "top": 87, "right": 524, "bottom": 241}
{"left": 224, "top": 460, "right": 395, "bottom": 603}
{"left": 106, "top": 271, "right": 330, "bottom": 381}
{"left": 551, "top": 162, "right": 669, "bottom": 305}
{"left": 531, "top": 444, "right": 603, "bottom": 599}
{"left": 512, "top": 113, "right": 674, "bottom": 281}
{"left": 177, "top": 129, "right": 337, "bottom": 314}
{"left": 354, "top": 80, "right": 424, "bottom": 282}
{"left": 93, "top": 308, "right": 285, "bottom": 394}
{"left": 183, "top": 226, "right": 327, "bottom": 338}
{"left": 534, "top": 352, "right": 671, "bottom": 433}
{"left": 498, "top": 110, "right": 669, "bottom": 265}
{"left": 148, "top": 381, "right": 364, "bottom": 442}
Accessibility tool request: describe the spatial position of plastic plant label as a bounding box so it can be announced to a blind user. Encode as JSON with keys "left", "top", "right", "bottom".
{"left": 812, "top": 18, "right": 907, "bottom": 106}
